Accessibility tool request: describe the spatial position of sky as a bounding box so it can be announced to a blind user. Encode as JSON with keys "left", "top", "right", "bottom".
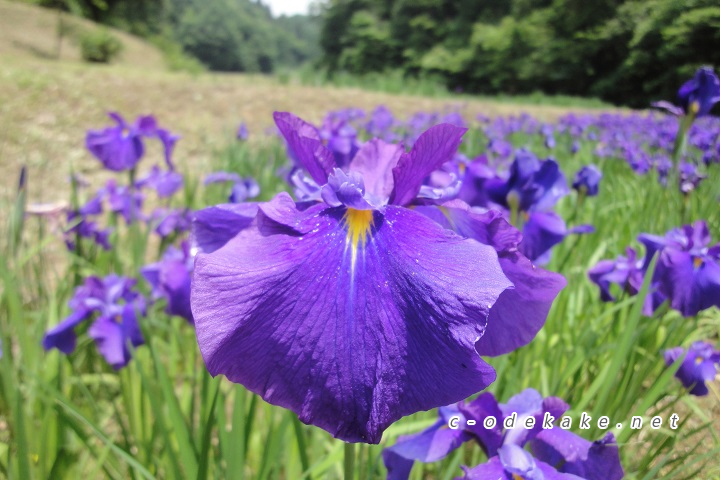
{"left": 263, "top": 0, "right": 314, "bottom": 17}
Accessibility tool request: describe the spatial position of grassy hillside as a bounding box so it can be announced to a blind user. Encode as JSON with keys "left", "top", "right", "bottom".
{"left": 0, "top": 0, "right": 164, "bottom": 68}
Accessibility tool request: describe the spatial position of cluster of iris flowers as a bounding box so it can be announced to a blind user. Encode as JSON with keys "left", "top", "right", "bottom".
{"left": 589, "top": 220, "right": 720, "bottom": 319}
{"left": 43, "top": 113, "right": 196, "bottom": 367}
{"left": 590, "top": 221, "right": 720, "bottom": 396}
{"left": 382, "top": 389, "right": 623, "bottom": 480}
{"left": 37, "top": 66, "right": 720, "bottom": 478}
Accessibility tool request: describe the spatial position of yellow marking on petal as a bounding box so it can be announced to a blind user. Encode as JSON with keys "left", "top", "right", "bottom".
{"left": 694, "top": 257, "right": 703, "bottom": 268}
{"left": 696, "top": 356, "right": 704, "bottom": 365}
{"left": 690, "top": 101, "right": 700, "bottom": 115}
{"left": 438, "top": 206, "right": 457, "bottom": 230}
{"left": 458, "top": 163, "right": 466, "bottom": 174}
{"left": 513, "top": 475, "right": 524, "bottom": 480}
{"left": 344, "top": 208, "right": 374, "bottom": 272}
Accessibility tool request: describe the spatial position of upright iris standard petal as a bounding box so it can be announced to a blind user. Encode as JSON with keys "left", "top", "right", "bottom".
{"left": 390, "top": 124, "right": 467, "bottom": 206}
{"left": 274, "top": 111, "right": 336, "bottom": 185}
{"left": 347, "top": 139, "right": 404, "bottom": 200}
{"left": 191, "top": 195, "right": 512, "bottom": 443}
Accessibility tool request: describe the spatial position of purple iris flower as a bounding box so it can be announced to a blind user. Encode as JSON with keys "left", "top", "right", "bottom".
{"left": 384, "top": 389, "right": 623, "bottom": 480}
{"left": 237, "top": 122, "right": 249, "bottom": 141}
{"left": 142, "top": 242, "right": 194, "bottom": 323}
{"left": 320, "top": 115, "right": 361, "bottom": 168}
{"left": 588, "top": 246, "right": 667, "bottom": 317}
{"left": 149, "top": 208, "right": 192, "bottom": 238}
{"left": 572, "top": 165, "right": 602, "bottom": 197}
{"left": 461, "top": 444, "right": 580, "bottom": 480}
{"left": 588, "top": 247, "right": 647, "bottom": 304}
{"left": 204, "top": 171, "right": 241, "bottom": 184}
{"left": 678, "top": 67, "right": 720, "bottom": 117}
{"left": 42, "top": 275, "right": 145, "bottom": 369}
{"left": 191, "top": 111, "right": 519, "bottom": 444}
{"left": 156, "top": 128, "right": 181, "bottom": 171}
{"left": 204, "top": 171, "right": 260, "bottom": 203}
{"left": 519, "top": 212, "right": 594, "bottom": 265}
{"left": 86, "top": 113, "right": 153, "bottom": 172}
{"left": 64, "top": 208, "right": 112, "bottom": 251}
{"left": 366, "top": 106, "right": 397, "bottom": 140}
{"left": 678, "top": 162, "right": 706, "bottom": 195}
{"left": 664, "top": 341, "right": 720, "bottom": 396}
{"left": 86, "top": 113, "right": 179, "bottom": 172}
{"left": 485, "top": 150, "right": 569, "bottom": 213}
{"left": 102, "top": 180, "right": 145, "bottom": 224}
{"left": 136, "top": 165, "right": 184, "bottom": 198}
{"left": 529, "top": 430, "right": 624, "bottom": 480}
{"left": 640, "top": 221, "right": 720, "bottom": 317}
{"left": 229, "top": 178, "right": 260, "bottom": 203}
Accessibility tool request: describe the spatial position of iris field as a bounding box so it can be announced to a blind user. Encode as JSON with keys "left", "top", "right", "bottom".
{"left": 1, "top": 69, "right": 720, "bottom": 480}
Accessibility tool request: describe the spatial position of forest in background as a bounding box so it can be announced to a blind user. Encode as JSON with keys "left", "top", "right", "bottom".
{"left": 320, "top": 0, "right": 720, "bottom": 107}
{"left": 14, "top": 0, "right": 720, "bottom": 107}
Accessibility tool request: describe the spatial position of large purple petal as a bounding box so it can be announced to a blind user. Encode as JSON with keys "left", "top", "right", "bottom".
{"left": 414, "top": 204, "right": 565, "bottom": 356}
{"left": 390, "top": 124, "right": 467, "bottom": 206}
{"left": 520, "top": 211, "right": 568, "bottom": 262}
{"left": 192, "top": 200, "right": 511, "bottom": 443}
{"left": 478, "top": 251, "right": 566, "bottom": 356}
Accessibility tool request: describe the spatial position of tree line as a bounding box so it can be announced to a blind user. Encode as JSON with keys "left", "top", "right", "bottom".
{"left": 319, "top": 0, "right": 720, "bottom": 107}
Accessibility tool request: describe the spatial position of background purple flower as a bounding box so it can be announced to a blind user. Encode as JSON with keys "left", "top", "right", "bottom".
{"left": 142, "top": 242, "right": 194, "bottom": 323}
{"left": 664, "top": 341, "right": 720, "bottom": 396}
{"left": 572, "top": 165, "right": 602, "bottom": 197}
{"left": 42, "top": 275, "right": 145, "bottom": 369}
{"left": 678, "top": 67, "right": 720, "bottom": 117}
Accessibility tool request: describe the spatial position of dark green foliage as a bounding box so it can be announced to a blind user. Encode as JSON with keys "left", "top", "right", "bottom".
{"left": 78, "top": 28, "right": 123, "bottom": 63}
{"left": 319, "top": 0, "right": 720, "bottom": 106}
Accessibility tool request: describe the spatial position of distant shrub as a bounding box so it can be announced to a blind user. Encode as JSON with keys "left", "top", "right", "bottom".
{"left": 79, "top": 29, "right": 123, "bottom": 63}
{"left": 149, "top": 35, "right": 205, "bottom": 74}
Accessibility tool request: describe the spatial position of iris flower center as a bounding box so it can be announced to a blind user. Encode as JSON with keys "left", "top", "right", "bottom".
{"left": 344, "top": 208, "right": 374, "bottom": 272}
{"left": 344, "top": 208, "right": 374, "bottom": 250}
{"left": 693, "top": 257, "right": 704, "bottom": 269}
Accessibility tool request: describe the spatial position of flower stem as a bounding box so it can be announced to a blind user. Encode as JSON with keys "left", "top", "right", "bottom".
{"left": 344, "top": 442, "right": 355, "bottom": 480}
